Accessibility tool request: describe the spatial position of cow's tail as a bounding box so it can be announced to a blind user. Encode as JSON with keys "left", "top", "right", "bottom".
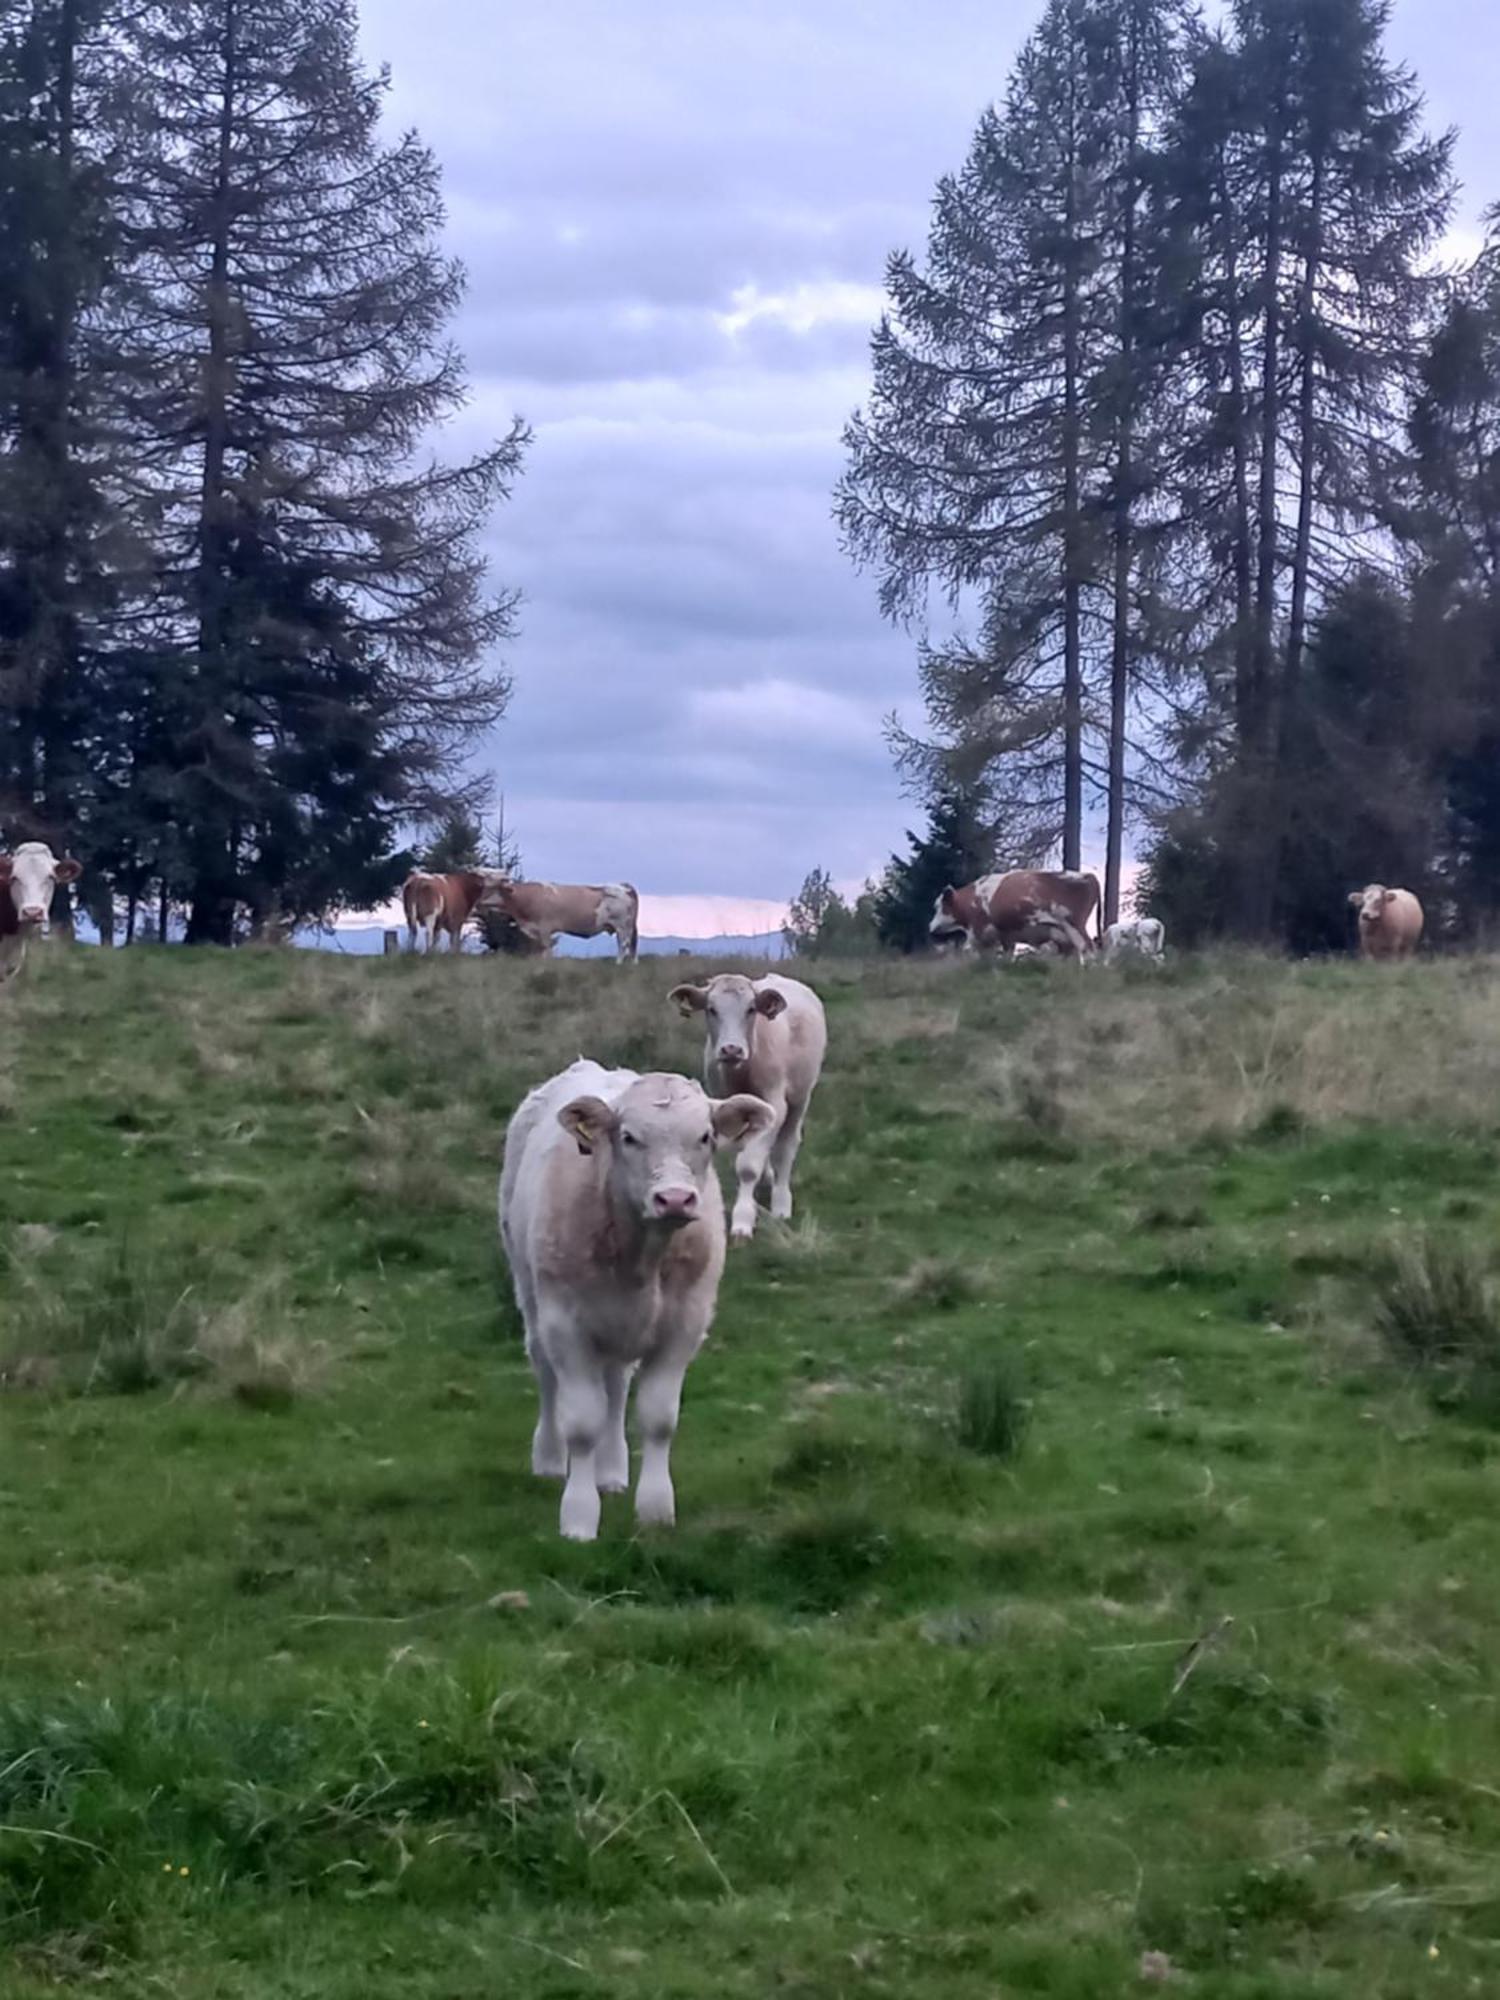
{"left": 620, "top": 883, "right": 640, "bottom": 963}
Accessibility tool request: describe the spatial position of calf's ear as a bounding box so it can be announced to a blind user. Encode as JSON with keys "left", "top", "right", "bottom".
{"left": 712, "top": 1093, "right": 776, "bottom": 1146}
{"left": 1347, "top": 890, "right": 1363, "bottom": 907}
{"left": 669, "top": 983, "right": 708, "bottom": 1016}
{"left": 753, "top": 987, "right": 787, "bottom": 1020}
{"left": 1381, "top": 888, "right": 1397, "bottom": 906}
{"left": 558, "top": 1095, "right": 616, "bottom": 1155}
{"left": 54, "top": 858, "right": 81, "bottom": 884}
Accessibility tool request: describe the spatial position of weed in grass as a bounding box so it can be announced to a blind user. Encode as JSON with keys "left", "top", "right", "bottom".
{"left": 953, "top": 1351, "right": 1029, "bottom": 1458}
{"left": 1374, "top": 1231, "right": 1500, "bottom": 1422}
{"left": 0, "top": 1238, "right": 201, "bottom": 1395}
{"left": 892, "top": 1255, "right": 979, "bottom": 1313}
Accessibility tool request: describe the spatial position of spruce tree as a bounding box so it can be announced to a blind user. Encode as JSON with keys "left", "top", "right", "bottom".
{"left": 1158, "top": 0, "right": 1453, "bottom": 934}
{"left": 0, "top": 0, "right": 120, "bottom": 920}
{"left": 111, "top": 0, "right": 526, "bottom": 942}
{"left": 840, "top": 0, "right": 1187, "bottom": 895}
{"left": 872, "top": 793, "right": 990, "bottom": 952}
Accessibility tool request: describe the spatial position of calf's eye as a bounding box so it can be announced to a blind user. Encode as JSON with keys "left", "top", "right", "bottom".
{"left": 622, "top": 1132, "right": 641, "bottom": 1148}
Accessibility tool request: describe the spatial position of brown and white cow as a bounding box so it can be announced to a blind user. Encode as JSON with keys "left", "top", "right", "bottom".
{"left": 669, "top": 972, "right": 827, "bottom": 1242}
{"left": 486, "top": 880, "right": 640, "bottom": 963}
{"left": 1348, "top": 884, "right": 1423, "bottom": 960}
{"left": 0, "top": 842, "right": 82, "bottom": 977}
{"left": 930, "top": 869, "right": 1102, "bottom": 958}
{"left": 500, "top": 1057, "right": 774, "bottom": 1539}
{"left": 401, "top": 869, "right": 507, "bottom": 954}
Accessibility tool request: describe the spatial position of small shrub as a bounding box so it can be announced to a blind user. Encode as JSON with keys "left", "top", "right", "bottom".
{"left": 893, "top": 1256, "right": 978, "bottom": 1313}
{"left": 954, "top": 1352, "right": 1029, "bottom": 1459}
{"left": 1373, "top": 1231, "right": 1500, "bottom": 1421}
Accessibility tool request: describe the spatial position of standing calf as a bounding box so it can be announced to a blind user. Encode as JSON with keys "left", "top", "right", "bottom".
{"left": 669, "top": 973, "right": 827, "bottom": 1242}
{"left": 1102, "top": 916, "right": 1166, "bottom": 964}
{"left": 1349, "top": 885, "right": 1423, "bottom": 959}
{"left": 0, "top": 842, "right": 82, "bottom": 978}
{"left": 500, "top": 1060, "right": 772, "bottom": 1540}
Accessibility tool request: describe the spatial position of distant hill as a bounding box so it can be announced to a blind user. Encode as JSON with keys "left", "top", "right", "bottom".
{"left": 298, "top": 926, "right": 786, "bottom": 961}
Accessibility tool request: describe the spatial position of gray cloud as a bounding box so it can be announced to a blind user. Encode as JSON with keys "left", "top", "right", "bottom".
{"left": 360, "top": 0, "right": 1497, "bottom": 912}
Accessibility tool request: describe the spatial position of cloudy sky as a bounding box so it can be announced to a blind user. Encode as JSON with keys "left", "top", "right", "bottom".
{"left": 358, "top": 0, "right": 1493, "bottom": 937}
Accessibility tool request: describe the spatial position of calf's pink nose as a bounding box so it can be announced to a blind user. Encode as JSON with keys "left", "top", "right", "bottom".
{"left": 719, "top": 1043, "right": 746, "bottom": 1063}
{"left": 652, "top": 1186, "right": 698, "bottom": 1219}
{"left": 20, "top": 906, "right": 45, "bottom": 923}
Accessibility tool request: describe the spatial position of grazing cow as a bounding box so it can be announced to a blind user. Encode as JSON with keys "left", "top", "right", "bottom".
{"left": 930, "top": 869, "right": 1102, "bottom": 958}
{"left": 400, "top": 869, "right": 506, "bottom": 953}
{"left": 1103, "top": 916, "right": 1166, "bottom": 964}
{"left": 1348, "top": 884, "right": 1423, "bottom": 959}
{"left": 486, "top": 879, "right": 639, "bottom": 963}
{"left": 500, "top": 1058, "right": 773, "bottom": 1540}
{"left": 0, "top": 843, "right": 81, "bottom": 977}
{"left": 669, "top": 973, "right": 827, "bottom": 1242}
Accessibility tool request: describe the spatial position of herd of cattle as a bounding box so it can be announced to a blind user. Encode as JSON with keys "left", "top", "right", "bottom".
{"left": 0, "top": 839, "right": 1428, "bottom": 1539}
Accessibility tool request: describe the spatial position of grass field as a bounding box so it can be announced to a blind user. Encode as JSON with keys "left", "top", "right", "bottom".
{"left": 4, "top": 941, "right": 1500, "bottom": 1996}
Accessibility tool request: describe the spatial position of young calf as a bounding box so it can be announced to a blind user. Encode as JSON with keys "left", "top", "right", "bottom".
{"left": 1102, "top": 916, "right": 1166, "bottom": 964}
{"left": 669, "top": 973, "right": 827, "bottom": 1242}
{"left": 0, "top": 842, "right": 82, "bottom": 977}
{"left": 500, "top": 1059, "right": 772, "bottom": 1540}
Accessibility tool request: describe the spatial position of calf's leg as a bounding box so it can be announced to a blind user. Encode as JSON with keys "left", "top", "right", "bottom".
{"left": 730, "top": 1099, "right": 783, "bottom": 1242}
{"left": 526, "top": 1338, "right": 566, "bottom": 1478}
{"left": 553, "top": 1363, "right": 609, "bottom": 1541}
{"left": 597, "top": 1361, "right": 631, "bottom": 1492}
{"left": 633, "top": 1333, "right": 701, "bottom": 1527}
{"left": 768, "top": 1095, "right": 809, "bottom": 1222}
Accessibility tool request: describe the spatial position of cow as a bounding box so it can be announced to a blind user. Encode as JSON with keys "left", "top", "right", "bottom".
{"left": 930, "top": 869, "right": 1102, "bottom": 958}
{"left": 400, "top": 869, "right": 506, "bottom": 954}
{"left": 1103, "top": 916, "right": 1166, "bottom": 964}
{"left": 0, "top": 842, "right": 82, "bottom": 977}
{"left": 669, "top": 972, "right": 827, "bottom": 1243}
{"left": 1348, "top": 884, "right": 1423, "bottom": 960}
{"left": 499, "top": 1058, "right": 773, "bottom": 1540}
{"left": 486, "top": 879, "right": 640, "bottom": 963}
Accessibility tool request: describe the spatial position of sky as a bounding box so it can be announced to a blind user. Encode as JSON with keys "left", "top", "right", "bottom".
{"left": 356, "top": 0, "right": 1494, "bottom": 938}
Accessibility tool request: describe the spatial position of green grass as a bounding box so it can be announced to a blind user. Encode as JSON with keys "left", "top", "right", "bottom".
{"left": 3, "top": 941, "right": 1500, "bottom": 1993}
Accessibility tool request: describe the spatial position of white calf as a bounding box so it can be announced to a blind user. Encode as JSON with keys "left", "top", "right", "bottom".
{"left": 1102, "top": 916, "right": 1166, "bottom": 964}
{"left": 500, "top": 1059, "right": 773, "bottom": 1540}
{"left": 669, "top": 973, "right": 827, "bottom": 1242}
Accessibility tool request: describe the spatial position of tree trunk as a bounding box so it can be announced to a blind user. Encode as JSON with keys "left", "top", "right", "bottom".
{"left": 1238, "top": 125, "right": 1285, "bottom": 939}
{"left": 1060, "top": 72, "right": 1084, "bottom": 873}
{"left": 1283, "top": 148, "right": 1325, "bottom": 719}
{"left": 187, "top": 0, "right": 239, "bottom": 945}
{"left": 1216, "top": 143, "right": 1256, "bottom": 750}
{"left": 1105, "top": 16, "right": 1144, "bottom": 928}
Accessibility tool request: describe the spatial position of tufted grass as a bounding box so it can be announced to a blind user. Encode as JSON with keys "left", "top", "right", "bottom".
{"left": 2, "top": 940, "right": 1500, "bottom": 1993}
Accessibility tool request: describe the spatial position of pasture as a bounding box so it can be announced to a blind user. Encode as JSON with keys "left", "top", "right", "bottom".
{"left": 3, "top": 943, "right": 1500, "bottom": 1996}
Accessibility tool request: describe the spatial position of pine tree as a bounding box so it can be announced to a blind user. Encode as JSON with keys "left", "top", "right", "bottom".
{"left": 840, "top": 0, "right": 1187, "bottom": 893}
{"left": 0, "top": 0, "right": 121, "bottom": 922}
{"left": 872, "top": 793, "right": 990, "bottom": 952}
{"left": 109, "top": 0, "right": 526, "bottom": 942}
{"left": 1398, "top": 227, "right": 1500, "bottom": 922}
{"left": 1158, "top": 0, "right": 1453, "bottom": 934}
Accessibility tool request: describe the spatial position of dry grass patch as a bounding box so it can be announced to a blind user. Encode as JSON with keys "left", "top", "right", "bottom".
{"left": 950, "top": 954, "right": 1500, "bottom": 1150}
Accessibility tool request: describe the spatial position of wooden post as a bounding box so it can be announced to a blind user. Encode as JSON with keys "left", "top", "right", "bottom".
{"left": 383, "top": 929, "right": 400, "bottom": 956}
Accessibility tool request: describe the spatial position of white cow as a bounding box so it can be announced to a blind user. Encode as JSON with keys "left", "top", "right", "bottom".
{"left": 669, "top": 973, "right": 827, "bottom": 1242}
{"left": 1102, "top": 916, "right": 1166, "bottom": 964}
{"left": 0, "top": 841, "right": 82, "bottom": 977}
{"left": 500, "top": 1059, "right": 773, "bottom": 1541}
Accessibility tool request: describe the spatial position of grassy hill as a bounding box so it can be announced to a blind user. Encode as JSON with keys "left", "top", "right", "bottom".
{"left": 3, "top": 942, "right": 1500, "bottom": 1996}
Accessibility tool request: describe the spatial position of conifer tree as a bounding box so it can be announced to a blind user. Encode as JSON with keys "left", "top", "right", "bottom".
{"left": 110, "top": 0, "right": 526, "bottom": 941}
